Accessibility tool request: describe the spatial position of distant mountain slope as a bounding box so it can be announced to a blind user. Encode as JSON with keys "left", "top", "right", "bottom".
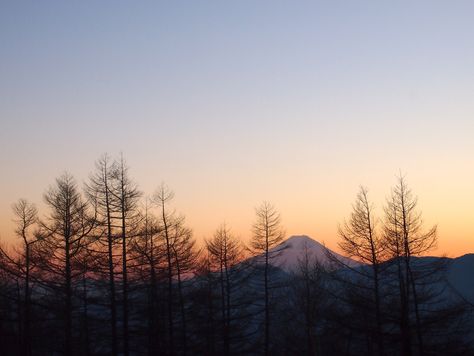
{"left": 448, "top": 253, "right": 474, "bottom": 304}
{"left": 267, "top": 235, "right": 359, "bottom": 272}
{"left": 249, "top": 235, "right": 473, "bottom": 303}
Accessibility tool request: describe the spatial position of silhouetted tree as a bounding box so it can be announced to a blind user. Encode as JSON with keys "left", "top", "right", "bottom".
{"left": 12, "top": 199, "right": 38, "bottom": 356}
{"left": 250, "top": 202, "right": 285, "bottom": 356}
{"left": 383, "top": 175, "right": 437, "bottom": 355}
{"left": 0, "top": 254, "right": 21, "bottom": 355}
{"left": 171, "top": 216, "right": 197, "bottom": 356}
{"left": 152, "top": 183, "right": 199, "bottom": 356}
{"left": 37, "top": 173, "right": 96, "bottom": 355}
{"left": 338, "top": 186, "right": 385, "bottom": 355}
{"left": 153, "top": 183, "right": 176, "bottom": 355}
{"left": 130, "top": 199, "right": 163, "bottom": 355}
{"left": 85, "top": 154, "right": 120, "bottom": 355}
{"left": 206, "top": 224, "right": 246, "bottom": 356}
{"left": 0, "top": 200, "right": 40, "bottom": 355}
{"left": 109, "top": 155, "right": 141, "bottom": 356}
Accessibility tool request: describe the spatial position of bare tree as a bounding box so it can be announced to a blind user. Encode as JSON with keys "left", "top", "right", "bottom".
{"left": 85, "top": 154, "right": 119, "bottom": 355}
{"left": 171, "top": 216, "right": 197, "bottom": 356}
{"left": 153, "top": 183, "right": 177, "bottom": 355}
{"left": 151, "top": 183, "right": 199, "bottom": 355}
{"left": 109, "top": 155, "right": 141, "bottom": 356}
{"left": 130, "top": 199, "right": 163, "bottom": 355}
{"left": 13, "top": 199, "right": 38, "bottom": 356}
{"left": 37, "top": 173, "right": 96, "bottom": 355}
{"left": 250, "top": 202, "right": 285, "bottom": 356}
{"left": 0, "top": 200, "right": 39, "bottom": 356}
{"left": 206, "top": 224, "right": 245, "bottom": 356}
{"left": 383, "top": 174, "right": 437, "bottom": 355}
{"left": 338, "top": 186, "right": 385, "bottom": 355}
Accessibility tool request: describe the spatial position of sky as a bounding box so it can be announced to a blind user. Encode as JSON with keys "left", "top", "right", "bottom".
{"left": 1, "top": 1, "right": 473, "bottom": 257}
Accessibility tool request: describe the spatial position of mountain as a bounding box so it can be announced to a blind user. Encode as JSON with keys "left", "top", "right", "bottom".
{"left": 249, "top": 235, "right": 474, "bottom": 304}
{"left": 447, "top": 253, "right": 474, "bottom": 304}
{"left": 267, "top": 235, "right": 359, "bottom": 272}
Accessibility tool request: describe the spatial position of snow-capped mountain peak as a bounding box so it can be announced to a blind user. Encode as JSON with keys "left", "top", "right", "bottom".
{"left": 268, "top": 235, "right": 358, "bottom": 272}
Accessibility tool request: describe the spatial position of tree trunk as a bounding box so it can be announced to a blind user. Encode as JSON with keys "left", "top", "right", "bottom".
{"left": 23, "top": 244, "right": 31, "bottom": 356}
{"left": 105, "top": 182, "right": 118, "bottom": 356}
{"left": 122, "top": 212, "right": 129, "bottom": 356}
{"left": 264, "top": 227, "right": 269, "bottom": 356}
{"left": 65, "top": 238, "right": 72, "bottom": 356}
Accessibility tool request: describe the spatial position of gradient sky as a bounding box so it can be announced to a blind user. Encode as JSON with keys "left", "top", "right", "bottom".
{"left": 1, "top": 1, "right": 473, "bottom": 256}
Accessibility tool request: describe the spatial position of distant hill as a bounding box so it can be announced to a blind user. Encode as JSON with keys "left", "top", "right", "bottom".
{"left": 447, "top": 253, "right": 474, "bottom": 304}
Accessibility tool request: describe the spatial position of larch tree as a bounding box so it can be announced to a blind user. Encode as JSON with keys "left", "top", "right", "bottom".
{"left": 0, "top": 199, "right": 39, "bottom": 356}
{"left": 13, "top": 199, "right": 38, "bottom": 356}
{"left": 85, "top": 154, "right": 119, "bottom": 355}
{"left": 109, "top": 155, "right": 141, "bottom": 356}
{"left": 250, "top": 201, "right": 285, "bottom": 356}
{"left": 37, "top": 173, "right": 96, "bottom": 355}
{"left": 383, "top": 175, "right": 437, "bottom": 355}
{"left": 153, "top": 183, "right": 177, "bottom": 355}
{"left": 152, "top": 183, "right": 199, "bottom": 356}
{"left": 206, "top": 224, "right": 245, "bottom": 356}
{"left": 171, "top": 216, "right": 197, "bottom": 356}
{"left": 130, "top": 199, "right": 163, "bottom": 355}
{"left": 338, "top": 186, "right": 385, "bottom": 356}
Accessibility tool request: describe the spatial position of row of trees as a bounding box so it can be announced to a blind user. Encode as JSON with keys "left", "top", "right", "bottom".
{"left": 0, "top": 155, "right": 472, "bottom": 355}
{"left": 332, "top": 179, "right": 471, "bottom": 355}
{"left": 0, "top": 154, "right": 288, "bottom": 356}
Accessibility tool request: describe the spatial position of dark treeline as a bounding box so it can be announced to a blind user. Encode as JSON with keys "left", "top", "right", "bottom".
{"left": 0, "top": 154, "right": 472, "bottom": 356}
